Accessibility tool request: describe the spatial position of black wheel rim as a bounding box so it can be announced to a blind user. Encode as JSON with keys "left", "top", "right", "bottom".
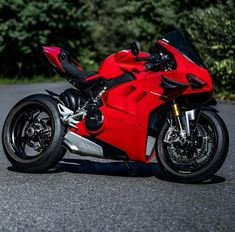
{"left": 10, "top": 103, "right": 54, "bottom": 161}
{"left": 163, "top": 113, "right": 218, "bottom": 173}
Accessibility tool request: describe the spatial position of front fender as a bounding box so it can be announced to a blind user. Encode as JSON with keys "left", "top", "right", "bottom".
{"left": 199, "top": 105, "right": 219, "bottom": 113}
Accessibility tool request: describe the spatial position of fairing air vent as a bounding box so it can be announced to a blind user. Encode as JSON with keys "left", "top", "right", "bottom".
{"left": 186, "top": 74, "right": 207, "bottom": 89}
{"left": 161, "top": 75, "right": 189, "bottom": 89}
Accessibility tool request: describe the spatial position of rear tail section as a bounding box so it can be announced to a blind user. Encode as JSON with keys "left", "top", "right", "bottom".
{"left": 42, "top": 46, "right": 84, "bottom": 73}
{"left": 42, "top": 46, "right": 64, "bottom": 71}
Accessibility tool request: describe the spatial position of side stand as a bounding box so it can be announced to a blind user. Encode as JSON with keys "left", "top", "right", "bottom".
{"left": 124, "top": 161, "right": 135, "bottom": 176}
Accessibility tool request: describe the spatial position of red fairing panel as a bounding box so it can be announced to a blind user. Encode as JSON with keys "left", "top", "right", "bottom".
{"left": 158, "top": 40, "right": 213, "bottom": 92}
{"left": 72, "top": 40, "right": 213, "bottom": 163}
{"left": 97, "top": 50, "right": 150, "bottom": 79}
{"left": 42, "top": 46, "right": 64, "bottom": 71}
{"left": 75, "top": 72, "right": 166, "bottom": 163}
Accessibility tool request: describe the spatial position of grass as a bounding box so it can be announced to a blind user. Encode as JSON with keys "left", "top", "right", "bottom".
{"left": 0, "top": 76, "right": 61, "bottom": 84}
{"left": 215, "top": 91, "right": 235, "bottom": 101}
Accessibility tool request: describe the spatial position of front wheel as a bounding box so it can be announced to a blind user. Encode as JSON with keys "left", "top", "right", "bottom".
{"left": 156, "top": 110, "right": 229, "bottom": 183}
{"left": 2, "top": 94, "right": 66, "bottom": 172}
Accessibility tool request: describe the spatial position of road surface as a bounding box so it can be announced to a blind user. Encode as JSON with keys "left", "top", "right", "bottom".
{"left": 0, "top": 82, "right": 234, "bottom": 232}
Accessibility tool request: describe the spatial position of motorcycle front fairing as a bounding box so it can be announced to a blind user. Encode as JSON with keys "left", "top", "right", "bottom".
{"left": 72, "top": 31, "right": 213, "bottom": 163}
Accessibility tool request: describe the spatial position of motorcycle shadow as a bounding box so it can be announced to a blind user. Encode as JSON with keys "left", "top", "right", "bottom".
{"left": 57, "top": 158, "right": 226, "bottom": 184}
{"left": 8, "top": 158, "right": 225, "bottom": 184}
{"left": 57, "top": 158, "right": 163, "bottom": 178}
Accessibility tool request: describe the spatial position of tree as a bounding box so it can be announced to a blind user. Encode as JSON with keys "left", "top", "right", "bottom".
{"left": 0, "top": 0, "right": 85, "bottom": 76}
{"left": 179, "top": 0, "right": 235, "bottom": 92}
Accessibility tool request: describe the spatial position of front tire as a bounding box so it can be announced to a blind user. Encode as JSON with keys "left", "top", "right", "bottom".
{"left": 2, "top": 94, "right": 66, "bottom": 172}
{"left": 156, "top": 110, "right": 229, "bottom": 183}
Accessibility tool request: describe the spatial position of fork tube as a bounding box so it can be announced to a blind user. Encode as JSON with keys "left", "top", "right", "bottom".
{"left": 171, "top": 100, "right": 183, "bottom": 131}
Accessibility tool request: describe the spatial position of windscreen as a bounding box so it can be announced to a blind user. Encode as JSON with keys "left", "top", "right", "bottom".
{"left": 162, "top": 30, "right": 205, "bottom": 67}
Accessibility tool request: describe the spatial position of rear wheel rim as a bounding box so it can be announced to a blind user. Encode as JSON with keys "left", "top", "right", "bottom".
{"left": 9, "top": 103, "right": 54, "bottom": 161}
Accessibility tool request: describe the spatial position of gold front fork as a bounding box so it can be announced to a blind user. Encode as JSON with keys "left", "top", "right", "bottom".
{"left": 171, "top": 100, "right": 183, "bottom": 131}
{"left": 171, "top": 100, "right": 180, "bottom": 117}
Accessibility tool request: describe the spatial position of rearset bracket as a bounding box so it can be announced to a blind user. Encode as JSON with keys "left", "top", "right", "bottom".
{"left": 57, "top": 103, "right": 86, "bottom": 128}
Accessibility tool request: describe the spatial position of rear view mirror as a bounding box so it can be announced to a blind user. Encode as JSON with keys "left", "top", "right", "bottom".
{"left": 131, "top": 41, "right": 141, "bottom": 56}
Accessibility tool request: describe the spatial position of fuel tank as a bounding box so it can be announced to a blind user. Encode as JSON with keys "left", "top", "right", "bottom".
{"left": 97, "top": 50, "right": 150, "bottom": 79}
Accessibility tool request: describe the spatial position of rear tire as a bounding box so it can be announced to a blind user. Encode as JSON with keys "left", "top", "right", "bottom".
{"left": 2, "top": 94, "right": 66, "bottom": 172}
{"left": 156, "top": 110, "right": 229, "bottom": 183}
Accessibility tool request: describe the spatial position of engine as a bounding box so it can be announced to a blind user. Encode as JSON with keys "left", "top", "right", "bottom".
{"left": 59, "top": 88, "right": 87, "bottom": 112}
{"left": 59, "top": 88, "right": 104, "bottom": 131}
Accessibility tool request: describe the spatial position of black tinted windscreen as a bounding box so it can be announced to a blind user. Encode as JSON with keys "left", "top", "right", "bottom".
{"left": 163, "top": 30, "right": 205, "bottom": 67}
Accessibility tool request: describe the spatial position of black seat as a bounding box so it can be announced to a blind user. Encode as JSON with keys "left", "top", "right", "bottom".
{"left": 61, "top": 60, "right": 96, "bottom": 83}
{"left": 59, "top": 49, "right": 96, "bottom": 83}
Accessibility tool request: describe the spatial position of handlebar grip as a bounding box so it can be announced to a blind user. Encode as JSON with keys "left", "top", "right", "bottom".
{"left": 135, "top": 56, "right": 152, "bottom": 61}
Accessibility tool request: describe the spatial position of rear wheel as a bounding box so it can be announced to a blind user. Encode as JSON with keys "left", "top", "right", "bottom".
{"left": 156, "top": 110, "right": 229, "bottom": 183}
{"left": 2, "top": 94, "right": 66, "bottom": 172}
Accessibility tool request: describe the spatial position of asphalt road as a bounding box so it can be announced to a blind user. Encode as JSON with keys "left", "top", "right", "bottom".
{"left": 0, "top": 82, "right": 234, "bottom": 232}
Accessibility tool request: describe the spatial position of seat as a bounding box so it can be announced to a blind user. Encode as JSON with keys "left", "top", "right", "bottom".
{"left": 61, "top": 60, "right": 96, "bottom": 83}
{"left": 59, "top": 49, "right": 96, "bottom": 83}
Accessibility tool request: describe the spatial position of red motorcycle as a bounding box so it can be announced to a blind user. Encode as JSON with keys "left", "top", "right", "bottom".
{"left": 2, "top": 30, "right": 229, "bottom": 182}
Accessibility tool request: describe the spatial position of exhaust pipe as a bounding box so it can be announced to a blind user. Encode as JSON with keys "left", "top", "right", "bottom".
{"left": 63, "top": 131, "right": 104, "bottom": 158}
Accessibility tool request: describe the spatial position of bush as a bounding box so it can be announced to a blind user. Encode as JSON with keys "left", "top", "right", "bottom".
{"left": 179, "top": 0, "right": 235, "bottom": 93}
{"left": 0, "top": 0, "right": 86, "bottom": 77}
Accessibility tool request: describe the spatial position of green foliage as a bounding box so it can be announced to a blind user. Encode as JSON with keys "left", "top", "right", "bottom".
{"left": 0, "top": 75, "right": 60, "bottom": 84}
{"left": 179, "top": 0, "right": 235, "bottom": 93}
{"left": 80, "top": 0, "right": 179, "bottom": 59}
{"left": 0, "top": 0, "right": 85, "bottom": 76}
{"left": 0, "top": 0, "right": 234, "bottom": 93}
{"left": 79, "top": 48, "right": 99, "bottom": 71}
